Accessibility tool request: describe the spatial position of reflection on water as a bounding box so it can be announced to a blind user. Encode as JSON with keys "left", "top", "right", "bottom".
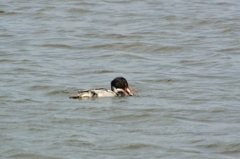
{"left": 1, "top": 0, "right": 240, "bottom": 158}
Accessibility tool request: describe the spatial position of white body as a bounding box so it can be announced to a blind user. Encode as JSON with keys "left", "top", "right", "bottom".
{"left": 86, "top": 89, "right": 117, "bottom": 97}
{"left": 69, "top": 88, "right": 118, "bottom": 99}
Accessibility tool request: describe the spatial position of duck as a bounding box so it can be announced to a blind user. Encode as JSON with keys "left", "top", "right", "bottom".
{"left": 69, "top": 77, "right": 134, "bottom": 99}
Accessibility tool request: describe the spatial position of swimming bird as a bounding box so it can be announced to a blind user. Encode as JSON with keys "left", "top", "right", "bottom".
{"left": 69, "top": 77, "right": 133, "bottom": 99}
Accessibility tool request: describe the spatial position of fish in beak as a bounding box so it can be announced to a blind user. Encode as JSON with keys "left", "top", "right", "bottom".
{"left": 125, "top": 87, "right": 133, "bottom": 96}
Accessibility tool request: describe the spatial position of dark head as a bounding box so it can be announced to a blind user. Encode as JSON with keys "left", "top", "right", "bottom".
{"left": 111, "top": 77, "right": 133, "bottom": 96}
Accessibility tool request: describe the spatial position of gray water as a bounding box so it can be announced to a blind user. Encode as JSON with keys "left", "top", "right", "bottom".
{"left": 1, "top": 0, "right": 240, "bottom": 158}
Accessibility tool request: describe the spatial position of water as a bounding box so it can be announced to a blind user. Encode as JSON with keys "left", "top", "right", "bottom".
{"left": 1, "top": 0, "right": 240, "bottom": 158}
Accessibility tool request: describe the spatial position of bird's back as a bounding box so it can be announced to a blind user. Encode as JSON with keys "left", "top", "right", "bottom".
{"left": 69, "top": 88, "right": 116, "bottom": 99}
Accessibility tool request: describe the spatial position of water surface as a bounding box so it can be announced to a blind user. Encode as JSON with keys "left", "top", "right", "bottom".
{"left": 1, "top": 0, "right": 240, "bottom": 158}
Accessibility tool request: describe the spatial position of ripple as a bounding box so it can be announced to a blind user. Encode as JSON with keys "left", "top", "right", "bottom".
{"left": 39, "top": 44, "right": 73, "bottom": 49}
{"left": 8, "top": 153, "right": 63, "bottom": 159}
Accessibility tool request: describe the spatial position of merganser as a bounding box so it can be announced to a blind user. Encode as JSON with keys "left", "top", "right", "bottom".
{"left": 69, "top": 77, "right": 133, "bottom": 99}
